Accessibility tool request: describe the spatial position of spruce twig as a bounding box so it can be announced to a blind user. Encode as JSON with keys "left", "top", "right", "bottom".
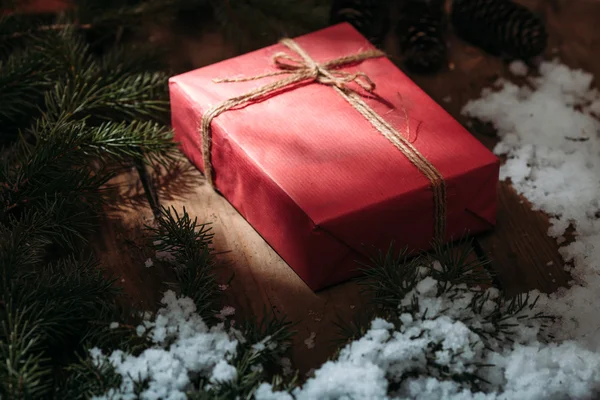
{"left": 7, "top": 23, "right": 93, "bottom": 39}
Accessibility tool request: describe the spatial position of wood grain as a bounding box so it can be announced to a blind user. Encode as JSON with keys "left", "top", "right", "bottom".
{"left": 89, "top": 0, "right": 599, "bottom": 376}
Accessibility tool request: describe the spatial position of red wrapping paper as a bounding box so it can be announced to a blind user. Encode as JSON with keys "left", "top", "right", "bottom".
{"left": 169, "top": 23, "right": 499, "bottom": 291}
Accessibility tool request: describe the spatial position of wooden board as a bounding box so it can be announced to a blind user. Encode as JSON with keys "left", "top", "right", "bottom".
{"left": 92, "top": 0, "right": 600, "bottom": 376}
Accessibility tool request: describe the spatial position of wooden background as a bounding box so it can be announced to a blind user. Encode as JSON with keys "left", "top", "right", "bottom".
{"left": 21, "top": 0, "right": 598, "bottom": 376}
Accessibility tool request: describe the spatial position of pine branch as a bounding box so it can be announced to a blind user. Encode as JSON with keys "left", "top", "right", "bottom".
{"left": 429, "top": 237, "right": 494, "bottom": 292}
{"left": 0, "top": 3, "right": 219, "bottom": 398}
{"left": 0, "top": 41, "right": 54, "bottom": 127}
{"left": 0, "top": 212, "right": 54, "bottom": 286}
{"left": 147, "top": 206, "right": 220, "bottom": 323}
{"left": 0, "top": 13, "right": 55, "bottom": 40}
{"left": 0, "top": 308, "right": 53, "bottom": 399}
{"left": 57, "top": 355, "right": 123, "bottom": 400}
{"left": 42, "top": 71, "right": 170, "bottom": 125}
{"left": 0, "top": 27, "right": 95, "bottom": 136}
{"left": 331, "top": 308, "right": 378, "bottom": 349}
{"left": 32, "top": 119, "right": 176, "bottom": 165}
{"left": 6, "top": 23, "right": 93, "bottom": 39}
{"left": 207, "top": 311, "right": 296, "bottom": 398}
{"left": 0, "top": 134, "right": 112, "bottom": 224}
{"left": 473, "top": 291, "right": 555, "bottom": 345}
{"left": 358, "top": 244, "right": 424, "bottom": 310}
{"left": 8, "top": 255, "right": 119, "bottom": 350}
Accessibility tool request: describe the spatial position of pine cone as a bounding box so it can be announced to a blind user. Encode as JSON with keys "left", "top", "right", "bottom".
{"left": 330, "top": 0, "right": 389, "bottom": 47}
{"left": 451, "top": 0, "right": 547, "bottom": 60}
{"left": 397, "top": 0, "right": 448, "bottom": 74}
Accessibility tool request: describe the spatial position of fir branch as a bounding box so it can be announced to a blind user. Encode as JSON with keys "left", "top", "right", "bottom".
{"left": 9, "top": 255, "right": 119, "bottom": 350}
{"left": 0, "top": 308, "right": 53, "bottom": 399}
{"left": 7, "top": 23, "right": 93, "bottom": 39}
{"left": 58, "top": 355, "right": 123, "bottom": 400}
{"left": 147, "top": 206, "right": 220, "bottom": 322}
{"left": 43, "top": 71, "right": 170, "bottom": 124}
{"left": 24, "top": 26, "right": 97, "bottom": 81}
{"left": 358, "top": 244, "right": 424, "bottom": 310}
{"left": 477, "top": 292, "right": 555, "bottom": 344}
{"left": 207, "top": 311, "right": 296, "bottom": 398}
{"left": 0, "top": 13, "right": 55, "bottom": 41}
{"left": 80, "top": 321, "right": 152, "bottom": 357}
{"left": 0, "top": 41, "right": 54, "bottom": 126}
{"left": 0, "top": 4, "right": 207, "bottom": 398}
{"left": 30, "top": 119, "right": 176, "bottom": 165}
{"left": 0, "top": 212, "right": 54, "bottom": 286}
{"left": 331, "top": 308, "right": 378, "bottom": 349}
{"left": 3, "top": 197, "right": 95, "bottom": 254}
{"left": 429, "top": 237, "right": 494, "bottom": 292}
{"left": 85, "top": 121, "right": 175, "bottom": 164}
{"left": 0, "top": 134, "right": 112, "bottom": 222}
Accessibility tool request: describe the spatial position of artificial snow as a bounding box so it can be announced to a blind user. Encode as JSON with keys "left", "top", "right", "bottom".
{"left": 252, "top": 335, "right": 275, "bottom": 353}
{"left": 461, "top": 58, "right": 600, "bottom": 396}
{"left": 462, "top": 59, "right": 600, "bottom": 345}
{"left": 508, "top": 60, "right": 529, "bottom": 77}
{"left": 304, "top": 332, "right": 316, "bottom": 349}
{"left": 279, "top": 357, "right": 293, "bottom": 376}
{"left": 216, "top": 306, "right": 235, "bottom": 320}
{"left": 91, "top": 291, "right": 239, "bottom": 400}
{"left": 209, "top": 359, "right": 237, "bottom": 383}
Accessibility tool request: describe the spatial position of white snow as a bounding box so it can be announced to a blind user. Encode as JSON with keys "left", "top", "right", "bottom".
{"left": 304, "top": 332, "right": 316, "bottom": 349}
{"left": 91, "top": 291, "right": 239, "bottom": 400}
{"left": 209, "top": 359, "right": 238, "bottom": 383}
{"left": 216, "top": 306, "right": 235, "bottom": 320}
{"left": 508, "top": 60, "right": 529, "bottom": 77}
{"left": 279, "top": 357, "right": 293, "bottom": 376}
{"left": 462, "top": 59, "right": 600, "bottom": 346}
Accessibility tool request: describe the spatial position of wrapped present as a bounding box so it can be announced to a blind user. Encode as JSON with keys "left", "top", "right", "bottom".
{"left": 169, "top": 23, "right": 499, "bottom": 291}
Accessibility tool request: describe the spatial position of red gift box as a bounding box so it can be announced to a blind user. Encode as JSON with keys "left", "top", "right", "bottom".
{"left": 169, "top": 23, "right": 499, "bottom": 291}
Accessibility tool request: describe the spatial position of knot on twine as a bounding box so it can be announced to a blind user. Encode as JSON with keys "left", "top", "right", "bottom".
{"left": 199, "top": 37, "right": 447, "bottom": 242}
{"left": 212, "top": 38, "right": 383, "bottom": 94}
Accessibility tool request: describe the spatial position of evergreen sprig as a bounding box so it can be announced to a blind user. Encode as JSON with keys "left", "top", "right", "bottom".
{"left": 332, "top": 242, "right": 556, "bottom": 394}
{"left": 205, "top": 311, "right": 296, "bottom": 399}
{"left": 148, "top": 206, "right": 220, "bottom": 322}
{"left": 0, "top": 308, "right": 52, "bottom": 399}
{"left": 358, "top": 244, "right": 423, "bottom": 310}
{"left": 0, "top": 2, "right": 185, "bottom": 397}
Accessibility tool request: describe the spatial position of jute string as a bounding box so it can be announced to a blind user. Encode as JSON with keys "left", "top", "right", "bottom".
{"left": 200, "top": 38, "right": 447, "bottom": 241}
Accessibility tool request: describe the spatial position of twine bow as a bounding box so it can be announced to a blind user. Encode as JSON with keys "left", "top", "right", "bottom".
{"left": 200, "top": 38, "right": 447, "bottom": 241}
